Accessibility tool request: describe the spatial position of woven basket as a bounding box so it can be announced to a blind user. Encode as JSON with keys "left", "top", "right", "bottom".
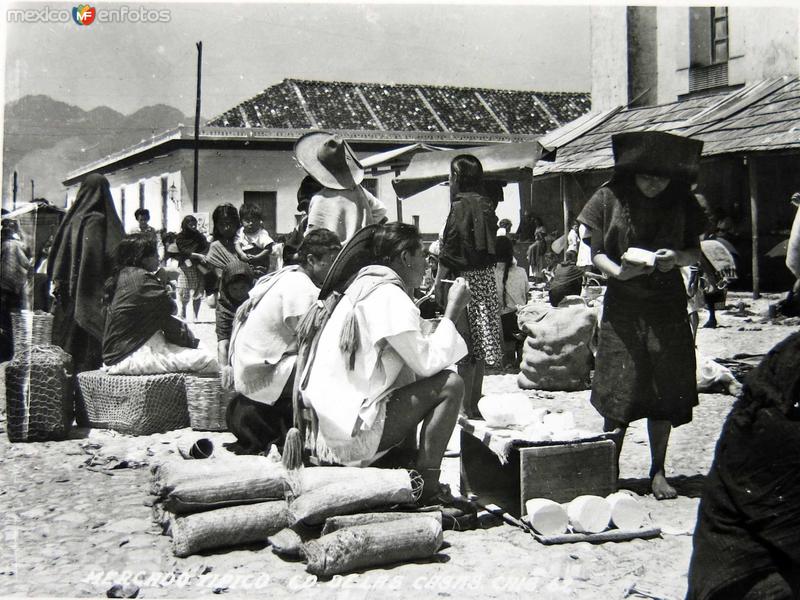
{"left": 184, "top": 375, "right": 231, "bottom": 431}
{"left": 5, "top": 344, "right": 74, "bottom": 442}
{"left": 77, "top": 371, "right": 190, "bottom": 435}
{"left": 11, "top": 311, "right": 53, "bottom": 354}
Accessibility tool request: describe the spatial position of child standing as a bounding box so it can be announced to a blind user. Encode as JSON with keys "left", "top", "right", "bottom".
{"left": 175, "top": 215, "right": 209, "bottom": 321}
{"left": 235, "top": 203, "right": 275, "bottom": 276}
{"left": 215, "top": 261, "right": 255, "bottom": 389}
{"left": 204, "top": 204, "right": 244, "bottom": 308}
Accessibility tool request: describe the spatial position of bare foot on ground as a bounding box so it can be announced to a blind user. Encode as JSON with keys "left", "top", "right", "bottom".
{"left": 651, "top": 471, "right": 677, "bottom": 500}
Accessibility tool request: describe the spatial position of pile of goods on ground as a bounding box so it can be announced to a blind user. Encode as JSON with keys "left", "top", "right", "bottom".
{"left": 522, "top": 492, "right": 659, "bottom": 543}
{"left": 149, "top": 454, "right": 444, "bottom": 575}
{"left": 476, "top": 393, "right": 596, "bottom": 442}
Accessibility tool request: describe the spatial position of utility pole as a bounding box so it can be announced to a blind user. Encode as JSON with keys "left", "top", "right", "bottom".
{"left": 12, "top": 171, "right": 18, "bottom": 209}
{"left": 193, "top": 41, "right": 202, "bottom": 213}
{"left": 31, "top": 179, "right": 34, "bottom": 201}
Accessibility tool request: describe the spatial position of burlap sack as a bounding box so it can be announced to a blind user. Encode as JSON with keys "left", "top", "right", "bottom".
{"left": 151, "top": 457, "right": 289, "bottom": 513}
{"left": 518, "top": 304, "right": 597, "bottom": 391}
{"left": 171, "top": 500, "right": 291, "bottom": 557}
{"left": 290, "top": 469, "right": 421, "bottom": 525}
{"left": 303, "top": 517, "right": 443, "bottom": 576}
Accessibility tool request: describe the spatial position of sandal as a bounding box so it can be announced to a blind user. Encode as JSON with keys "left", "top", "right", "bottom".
{"left": 418, "top": 482, "right": 479, "bottom": 531}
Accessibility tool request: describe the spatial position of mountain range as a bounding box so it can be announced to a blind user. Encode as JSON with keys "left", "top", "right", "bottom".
{"left": 3, "top": 95, "right": 196, "bottom": 207}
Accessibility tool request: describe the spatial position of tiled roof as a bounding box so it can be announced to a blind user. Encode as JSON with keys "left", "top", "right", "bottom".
{"left": 207, "top": 78, "right": 591, "bottom": 136}
{"left": 535, "top": 76, "right": 800, "bottom": 177}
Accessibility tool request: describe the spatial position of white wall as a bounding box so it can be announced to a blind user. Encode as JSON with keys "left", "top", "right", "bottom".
{"left": 727, "top": 7, "right": 799, "bottom": 86}
{"left": 656, "top": 6, "right": 799, "bottom": 102}
{"left": 590, "top": 6, "right": 630, "bottom": 111}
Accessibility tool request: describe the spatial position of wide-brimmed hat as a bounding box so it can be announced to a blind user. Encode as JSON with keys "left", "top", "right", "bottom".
{"left": 294, "top": 132, "right": 364, "bottom": 191}
{"left": 318, "top": 224, "right": 381, "bottom": 300}
{"left": 612, "top": 131, "right": 704, "bottom": 184}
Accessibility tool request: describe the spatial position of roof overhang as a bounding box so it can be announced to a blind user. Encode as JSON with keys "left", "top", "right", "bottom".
{"left": 63, "top": 125, "right": 538, "bottom": 186}
{"left": 392, "top": 141, "right": 546, "bottom": 199}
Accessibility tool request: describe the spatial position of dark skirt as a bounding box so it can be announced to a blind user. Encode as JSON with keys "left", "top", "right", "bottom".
{"left": 591, "top": 273, "right": 698, "bottom": 427}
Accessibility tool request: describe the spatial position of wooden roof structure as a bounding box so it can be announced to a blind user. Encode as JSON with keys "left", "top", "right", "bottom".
{"left": 535, "top": 76, "right": 800, "bottom": 178}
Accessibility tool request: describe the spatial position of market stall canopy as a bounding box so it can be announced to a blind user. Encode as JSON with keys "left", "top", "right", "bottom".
{"left": 392, "top": 141, "right": 549, "bottom": 199}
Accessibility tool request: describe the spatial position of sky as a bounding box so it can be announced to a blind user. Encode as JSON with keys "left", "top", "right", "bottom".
{"left": 1, "top": 1, "right": 592, "bottom": 119}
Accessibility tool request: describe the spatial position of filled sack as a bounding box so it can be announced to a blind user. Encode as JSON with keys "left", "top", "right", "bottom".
{"left": 151, "top": 456, "right": 289, "bottom": 513}
{"left": 518, "top": 303, "right": 597, "bottom": 391}
{"left": 171, "top": 500, "right": 291, "bottom": 557}
{"left": 303, "top": 517, "right": 443, "bottom": 576}
{"left": 290, "top": 469, "right": 421, "bottom": 525}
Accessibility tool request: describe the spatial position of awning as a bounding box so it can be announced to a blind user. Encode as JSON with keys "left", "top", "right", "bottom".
{"left": 392, "top": 141, "right": 546, "bottom": 199}
{"left": 3, "top": 201, "right": 65, "bottom": 219}
{"left": 360, "top": 142, "right": 445, "bottom": 169}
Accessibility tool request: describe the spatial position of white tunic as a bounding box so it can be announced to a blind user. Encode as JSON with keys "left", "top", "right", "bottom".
{"left": 302, "top": 266, "right": 467, "bottom": 464}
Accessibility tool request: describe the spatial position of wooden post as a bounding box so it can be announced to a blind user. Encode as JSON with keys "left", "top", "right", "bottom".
{"left": 561, "top": 174, "right": 568, "bottom": 258}
{"left": 193, "top": 41, "right": 202, "bottom": 213}
{"left": 747, "top": 156, "right": 760, "bottom": 299}
{"left": 12, "top": 171, "right": 17, "bottom": 209}
{"left": 394, "top": 169, "right": 403, "bottom": 223}
{"left": 31, "top": 179, "right": 34, "bottom": 201}
{"left": 518, "top": 168, "right": 533, "bottom": 239}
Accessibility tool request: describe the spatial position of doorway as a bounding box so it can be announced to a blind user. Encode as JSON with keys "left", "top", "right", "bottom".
{"left": 242, "top": 191, "right": 277, "bottom": 235}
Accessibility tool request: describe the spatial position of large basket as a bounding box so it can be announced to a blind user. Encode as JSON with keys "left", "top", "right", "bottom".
{"left": 11, "top": 311, "right": 53, "bottom": 354}
{"left": 5, "top": 344, "right": 74, "bottom": 442}
{"left": 77, "top": 371, "right": 190, "bottom": 435}
{"left": 184, "top": 375, "right": 232, "bottom": 431}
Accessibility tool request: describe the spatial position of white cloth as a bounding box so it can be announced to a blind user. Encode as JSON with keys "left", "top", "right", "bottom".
{"left": 104, "top": 331, "right": 217, "bottom": 375}
{"left": 230, "top": 269, "right": 319, "bottom": 405}
{"left": 787, "top": 204, "right": 800, "bottom": 279}
{"left": 577, "top": 224, "right": 593, "bottom": 268}
{"left": 306, "top": 185, "right": 387, "bottom": 243}
{"left": 302, "top": 266, "right": 467, "bottom": 464}
{"left": 567, "top": 228, "right": 580, "bottom": 253}
{"left": 494, "top": 262, "right": 529, "bottom": 314}
{"left": 236, "top": 227, "right": 274, "bottom": 252}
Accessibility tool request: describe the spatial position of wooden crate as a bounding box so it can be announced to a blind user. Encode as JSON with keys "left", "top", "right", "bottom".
{"left": 460, "top": 428, "right": 617, "bottom": 518}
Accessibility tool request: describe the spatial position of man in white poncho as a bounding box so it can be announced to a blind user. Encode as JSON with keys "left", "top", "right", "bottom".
{"left": 224, "top": 228, "right": 341, "bottom": 454}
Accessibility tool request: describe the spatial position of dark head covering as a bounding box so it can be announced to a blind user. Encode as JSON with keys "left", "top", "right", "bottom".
{"left": 612, "top": 131, "right": 703, "bottom": 184}
{"left": 48, "top": 173, "right": 124, "bottom": 345}
{"left": 549, "top": 261, "right": 584, "bottom": 307}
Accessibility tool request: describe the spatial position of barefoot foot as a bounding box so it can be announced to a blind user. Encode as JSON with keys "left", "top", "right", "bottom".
{"left": 651, "top": 471, "right": 677, "bottom": 500}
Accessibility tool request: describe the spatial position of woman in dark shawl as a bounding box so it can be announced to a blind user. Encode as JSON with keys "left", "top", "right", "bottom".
{"left": 578, "top": 131, "right": 705, "bottom": 500}
{"left": 47, "top": 173, "right": 124, "bottom": 372}
{"left": 102, "top": 234, "right": 215, "bottom": 374}
{"left": 687, "top": 332, "right": 800, "bottom": 600}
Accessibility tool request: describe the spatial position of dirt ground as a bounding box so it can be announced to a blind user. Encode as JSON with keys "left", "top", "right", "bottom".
{"left": 1, "top": 291, "right": 797, "bottom": 600}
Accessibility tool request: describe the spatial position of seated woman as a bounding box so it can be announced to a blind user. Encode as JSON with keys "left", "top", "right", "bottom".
{"left": 687, "top": 332, "right": 800, "bottom": 600}
{"left": 102, "top": 234, "right": 217, "bottom": 375}
{"left": 302, "top": 222, "right": 473, "bottom": 512}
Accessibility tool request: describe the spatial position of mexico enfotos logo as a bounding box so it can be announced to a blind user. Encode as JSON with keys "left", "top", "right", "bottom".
{"left": 7, "top": 4, "right": 171, "bottom": 24}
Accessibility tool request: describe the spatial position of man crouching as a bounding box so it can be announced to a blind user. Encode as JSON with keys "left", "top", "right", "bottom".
{"left": 225, "top": 228, "right": 341, "bottom": 454}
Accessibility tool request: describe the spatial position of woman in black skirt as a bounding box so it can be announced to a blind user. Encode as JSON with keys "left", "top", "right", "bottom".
{"left": 578, "top": 131, "right": 705, "bottom": 499}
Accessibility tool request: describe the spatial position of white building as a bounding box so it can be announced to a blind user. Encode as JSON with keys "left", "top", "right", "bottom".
{"left": 62, "top": 79, "right": 590, "bottom": 236}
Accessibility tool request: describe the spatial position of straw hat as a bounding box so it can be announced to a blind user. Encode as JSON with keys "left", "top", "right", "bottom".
{"left": 612, "top": 131, "right": 703, "bottom": 184}
{"left": 294, "top": 132, "right": 364, "bottom": 191}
